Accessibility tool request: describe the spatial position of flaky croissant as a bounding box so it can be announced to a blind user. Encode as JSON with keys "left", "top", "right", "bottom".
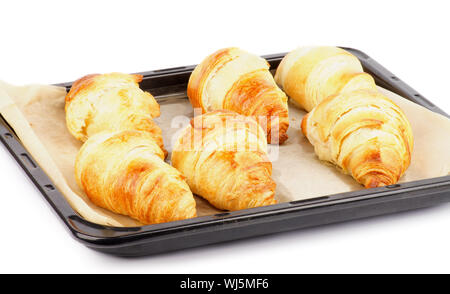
{"left": 275, "top": 46, "right": 376, "bottom": 112}
{"left": 188, "top": 47, "right": 289, "bottom": 144}
{"left": 75, "top": 130, "right": 197, "bottom": 224}
{"left": 171, "top": 110, "right": 277, "bottom": 210}
{"left": 65, "top": 72, "right": 166, "bottom": 155}
{"left": 301, "top": 89, "right": 413, "bottom": 188}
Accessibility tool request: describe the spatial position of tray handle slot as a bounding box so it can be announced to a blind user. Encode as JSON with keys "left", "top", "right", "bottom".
{"left": 20, "top": 153, "right": 36, "bottom": 169}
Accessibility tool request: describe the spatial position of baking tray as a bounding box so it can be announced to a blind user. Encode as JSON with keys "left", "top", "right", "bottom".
{"left": 1, "top": 47, "right": 450, "bottom": 256}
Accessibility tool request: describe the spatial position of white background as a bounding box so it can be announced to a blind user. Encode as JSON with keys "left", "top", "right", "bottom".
{"left": 0, "top": 0, "right": 449, "bottom": 273}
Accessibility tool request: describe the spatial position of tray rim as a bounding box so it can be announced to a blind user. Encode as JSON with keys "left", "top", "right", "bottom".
{"left": 1, "top": 47, "right": 450, "bottom": 255}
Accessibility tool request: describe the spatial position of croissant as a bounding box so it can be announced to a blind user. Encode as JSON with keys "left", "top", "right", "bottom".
{"left": 75, "top": 130, "right": 197, "bottom": 224}
{"left": 188, "top": 47, "right": 289, "bottom": 144}
{"left": 275, "top": 46, "right": 377, "bottom": 112}
{"left": 65, "top": 72, "right": 166, "bottom": 156}
{"left": 171, "top": 110, "right": 277, "bottom": 210}
{"left": 301, "top": 89, "right": 413, "bottom": 188}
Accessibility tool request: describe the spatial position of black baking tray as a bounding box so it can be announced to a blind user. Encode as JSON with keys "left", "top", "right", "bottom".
{"left": 1, "top": 47, "right": 449, "bottom": 256}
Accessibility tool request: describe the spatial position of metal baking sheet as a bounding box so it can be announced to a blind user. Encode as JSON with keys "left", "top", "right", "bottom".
{"left": 1, "top": 48, "right": 449, "bottom": 256}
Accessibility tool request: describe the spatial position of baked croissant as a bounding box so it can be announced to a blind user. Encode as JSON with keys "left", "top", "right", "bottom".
{"left": 65, "top": 72, "right": 166, "bottom": 156}
{"left": 275, "top": 46, "right": 377, "bottom": 112}
{"left": 188, "top": 47, "right": 289, "bottom": 144}
{"left": 172, "top": 110, "right": 277, "bottom": 210}
{"left": 75, "top": 130, "right": 197, "bottom": 224}
{"left": 301, "top": 89, "right": 413, "bottom": 188}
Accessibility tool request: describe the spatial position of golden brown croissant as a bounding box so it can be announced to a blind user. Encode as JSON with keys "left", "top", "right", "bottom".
{"left": 171, "top": 110, "right": 277, "bottom": 210}
{"left": 65, "top": 72, "right": 166, "bottom": 156}
{"left": 75, "top": 130, "right": 197, "bottom": 224}
{"left": 301, "top": 89, "right": 413, "bottom": 188}
{"left": 188, "top": 47, "right": 289, "bottom": 144}
{"left": 275, "top": 46, "right": 377, "bottom": 112}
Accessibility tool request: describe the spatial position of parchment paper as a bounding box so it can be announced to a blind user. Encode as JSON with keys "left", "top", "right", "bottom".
{"left": 1, "top": 80, "right": 449, "bottom": 227}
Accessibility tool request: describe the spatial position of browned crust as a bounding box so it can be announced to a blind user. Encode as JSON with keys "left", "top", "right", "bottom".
{"left": 64, "top": 73, "right": 166, "bottom": 155}
{"left": 77, "top": 130, "right": 196, "bottom": 225}
{"left": 172, "top": 110, "right": 277, "bottom": 210}
{"left": 301, "top": 113, "right": 309, "bottom": 137}
{"left": 187, "top": 48, "right": 237, "bottom": 111}
{"left": 224, "top": 70, "right": 289, "bottom": 144}
{"left": 187, "top": 48, "right": 289, "bottom": 144}
{"left": 65, "top": 74, "right": 99, "bottom": 106}
{"left": 65, "top": 73, "right": 143, "bottom": 108}
{"left": 303, "top": 89, "right": 413, "bottom": 189}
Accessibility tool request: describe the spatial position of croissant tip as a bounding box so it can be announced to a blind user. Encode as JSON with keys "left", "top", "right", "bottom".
{"left": 365, "top": 181, "right": 380, "bottom": 189}
{"left": 300, "top": 114, "right": 309, "bottom": 136}
{"left": 162, "top": 148, "right": 168, "bottom": 159}
{"left": 364, "top": 176, "right": 391, "bottom": 189}
{"left": 268, "top": 132, "right": 288, "bottom": 144}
